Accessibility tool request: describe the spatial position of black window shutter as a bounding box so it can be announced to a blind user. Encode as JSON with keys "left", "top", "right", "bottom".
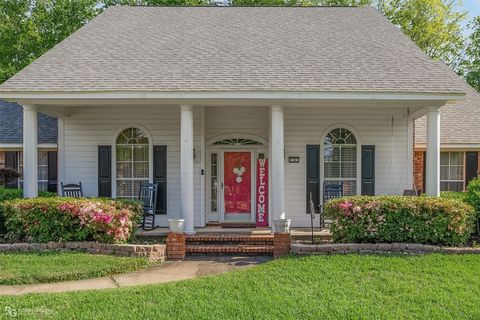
{"left": 153, "top": 145, "right": 167, "bottom": 214}
{"left": 465, "top": 151, "right": 479, "bottom": 187}
{"left": 47, "top": 151, "right": 58, "bottom": 193}
{"left": 361, "top": 145, "right": 375, "bottom": 195}
{"left": 98, "top": 145, "right": 112, "bottom": 197}
{"left": 306, "top": 145, "right": 320, "bottom": 213}
{"left": 5, "top": 151, "right": 18, "bottom": 188}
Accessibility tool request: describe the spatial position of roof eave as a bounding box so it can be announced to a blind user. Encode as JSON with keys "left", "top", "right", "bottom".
{"left": 0, "top": 90, "right": 466, "bottom": 106}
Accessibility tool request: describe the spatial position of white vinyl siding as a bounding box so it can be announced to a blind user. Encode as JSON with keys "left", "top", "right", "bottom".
{"left": 284, "top": 106, "right": 411, "bottom": 227}
{"left": 62, "top": 104, "right": 411, "bottom": 228}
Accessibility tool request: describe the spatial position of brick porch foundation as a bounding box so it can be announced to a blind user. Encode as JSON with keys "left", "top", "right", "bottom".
{"left": 166, "top": 232, "right": 186, "bottom": 260}
{"left": 273, "top": 233, "right": 291, "bottom": 258}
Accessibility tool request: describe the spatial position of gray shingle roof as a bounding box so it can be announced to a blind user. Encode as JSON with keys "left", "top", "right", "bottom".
{"left": 415, "top": 82, "right": 480, "bottom": 145}
{"left": 0, "top": 100, "right": 57, "bottom": 144}
{"left": 0, "top": 6, "right": 466, "bottom": 94}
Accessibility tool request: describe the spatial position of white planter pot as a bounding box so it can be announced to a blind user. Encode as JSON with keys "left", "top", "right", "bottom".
{"left": 168, "top": 219, "right": 185, "bottom": 233}
{"left": 273, "top": 219, "right": 291, "bottom": 233}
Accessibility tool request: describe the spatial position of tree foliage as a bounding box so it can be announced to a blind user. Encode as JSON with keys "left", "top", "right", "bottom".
{"left": 0, "top": 0, "right": 100, "bottom": 84}
{"left": 378, "top": 0, "right": 466, "bottom": 67}
{"left": 458, "top": 16, "right": 480, "bottom": 92}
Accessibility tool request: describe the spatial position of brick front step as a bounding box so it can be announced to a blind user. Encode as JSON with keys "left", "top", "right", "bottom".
{"left": 220, "top": 222, "right": 257, "bottom": 228}
{"left": 186, "top": 234, "right": 273, "bottom": 245}
{"left": 186, "top": 244, "right": 274, "bottom": 254}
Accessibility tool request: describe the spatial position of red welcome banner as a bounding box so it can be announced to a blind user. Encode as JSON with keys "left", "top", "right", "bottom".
{"left": 256, "top": 158, "right": 268, "bottom": 227}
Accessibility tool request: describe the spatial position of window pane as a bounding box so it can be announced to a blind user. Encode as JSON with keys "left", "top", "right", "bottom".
{"left": 450, "top": 166, "right": 463, "bottom": 181}
{"left": 133, "top": 146, "right": 148, "bottom": 161}
{"left": 38, "top": 166, "right": 48, "bottom": 180}
{"left": 341, "top": 162, "right": 356, "bottom": 178}
{"left": 38, "top": 152, "right": 48, "bottom": 165}
{"left": 38, "top": 181, "right": 48, "bottom": 192}
{"left": 324, "top": 162, "right": 339, "bottom": 179}
{"left": 450, "top": 152, "right": 463, "bottom": 165}
{"left": 440, "top": 166, "right": 449, "bottom": 180}
{"left": 440, "top": 152, "right": 449, "bottom": 166}
{"left": 117, "top": 162, "right": 132, "bottom": 178}
{"left": 117, "top": 147, "right": 132, "bottom": 161}
{"left": 133, "top": 162, "right": 149, "bottom": 178}
{"left": 441, "top": 181, "right": 463, "bottom": 192}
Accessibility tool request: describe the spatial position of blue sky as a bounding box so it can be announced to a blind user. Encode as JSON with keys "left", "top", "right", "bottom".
{"left": 458, "top": 0, "right": 480, "bottom": 34}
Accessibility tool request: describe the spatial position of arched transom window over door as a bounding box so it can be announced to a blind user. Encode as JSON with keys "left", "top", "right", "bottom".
{"left": 116, "top": 128, "right": 149, "bottom": 199}
{"left": 324, "top": 128, "right": 357, "bottom": 196}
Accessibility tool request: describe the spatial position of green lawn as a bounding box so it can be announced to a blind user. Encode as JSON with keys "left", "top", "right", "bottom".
{"left": 0, "top": 251, "right": 151, "bottom": 285}
{"left": 1, "top": 254, "right": 480, "bottom": 319}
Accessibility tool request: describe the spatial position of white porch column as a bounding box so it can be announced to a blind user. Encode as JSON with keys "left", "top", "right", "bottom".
{"left": 180, "top": 105, "right": 195, "bottom": 234}
{"left": 425, "top": 107, "right": 441, "bottom": 196}
{"left": 270, "top": 106, "right": 285, "bottom": 221}
{"left": 23, "top": 105, "right": 38, "bottom": 198}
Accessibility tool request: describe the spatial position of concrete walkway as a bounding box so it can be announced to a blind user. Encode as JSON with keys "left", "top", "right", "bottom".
{"left": 0, "top": 256, "right": 270, "bottom": 296}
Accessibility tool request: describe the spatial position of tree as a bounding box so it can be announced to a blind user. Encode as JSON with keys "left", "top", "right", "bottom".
{"left": 0, "top": 0, "right": 100, "bottom": 84}
{"left": 458, "top": 16, "right": 480, "bottom": 92}
{"left": 378, "top": 0, "right": 467, "bottom": 67}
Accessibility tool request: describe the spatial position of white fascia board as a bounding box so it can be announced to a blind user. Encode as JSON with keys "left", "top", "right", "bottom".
{"left": 0, "top": 90, "right": 466, "bottom": 104}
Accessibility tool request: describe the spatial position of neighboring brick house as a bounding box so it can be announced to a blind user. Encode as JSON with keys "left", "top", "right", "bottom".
{"left": 0, "top": 100, "right": 58, "bottom": 192}
{"left": 414, "top": 82, "right": 480, "bottom": 193}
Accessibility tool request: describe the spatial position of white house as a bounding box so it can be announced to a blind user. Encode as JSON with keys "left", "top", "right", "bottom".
{"left": 0, "top": 6, "right": 467, "bottom": 231}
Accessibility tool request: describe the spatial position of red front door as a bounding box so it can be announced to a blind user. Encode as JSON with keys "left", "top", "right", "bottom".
{"left": 224, "top": 152, "right": 252, "bottom": 220}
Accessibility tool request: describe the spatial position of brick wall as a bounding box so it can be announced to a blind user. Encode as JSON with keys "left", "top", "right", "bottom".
{"left": 273, "top": 233, "right": 291, "bottom": 258}
{"left": 413, "top": 151, "right": 425, "bottom": 194}
{"left": 166, "top": 233, "right": 186, "bottom": 260}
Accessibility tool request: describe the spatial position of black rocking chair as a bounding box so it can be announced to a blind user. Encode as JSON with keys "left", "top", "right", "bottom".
{"left": 138, "top": 182, "right": 158, "bottom": 231}
{"left": 61, "top": 182, "right": 83, "bottom": 197}
{"left": 319, "top": 182, "right": 344, "bottom": 228}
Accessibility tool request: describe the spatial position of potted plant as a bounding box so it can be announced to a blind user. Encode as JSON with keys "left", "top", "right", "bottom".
{"left": 273, "top": 219, "right": 291, "bottom": 233}
{"left": 168, "top": 219, "right": 185, "bottom": 233}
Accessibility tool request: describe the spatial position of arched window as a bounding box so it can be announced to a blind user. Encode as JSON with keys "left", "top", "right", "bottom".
{"left": 324, "top": 128, "right": 357, "bottom": 196}
{"left": 116, "top": 128, "right": 149, "bottom": 199}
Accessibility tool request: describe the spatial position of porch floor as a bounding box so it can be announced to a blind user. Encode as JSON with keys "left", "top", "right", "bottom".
{"left": 136, "top": 226, "right": 331, "bottom": 238}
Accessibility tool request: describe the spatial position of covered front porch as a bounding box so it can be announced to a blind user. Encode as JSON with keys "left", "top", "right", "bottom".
{"left": 12, "top": 92, "right": 448, "bottom": 230}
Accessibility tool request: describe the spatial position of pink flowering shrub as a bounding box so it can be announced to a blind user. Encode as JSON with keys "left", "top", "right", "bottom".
{"left": 324, "top": 196, "right": 476, "bottom": 246}
{"left": 1, "top": 197, "right": 141, "bottom": 243}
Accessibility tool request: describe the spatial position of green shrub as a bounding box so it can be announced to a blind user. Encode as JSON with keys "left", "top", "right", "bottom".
{"left": 441, "top": 191, "right": 467, "bottom": 202}
{"left": 0, "top": 188, "right": 58, "bottom": 235}
{"left": 466, "top": 177, "right": 480, "bottom": 218}
{"left": 2, "top": 197, "right": 142, "bottom": 243}
{"left": 324, "top": 196, "right": 476, "bottom": 246}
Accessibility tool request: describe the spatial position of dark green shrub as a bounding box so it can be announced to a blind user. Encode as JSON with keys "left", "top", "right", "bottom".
{"left": 0, "top": 188, "right": 58, "bottom": 235}
{"left": 441, "top": 191, "right": 467, "bottom": 202}
{"left": 466, "top": 177, "right": 480, "bottom": 218}
{"left": 2, "top": 197, "right": 142, "bottom": 243}
{"left": 324, "top": 196, "right": 475, "bottom": 246}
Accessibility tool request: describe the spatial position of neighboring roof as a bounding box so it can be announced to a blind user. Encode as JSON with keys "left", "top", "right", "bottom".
{"left": 0, "top": 100, "right": 57, "bottom": 144}
{"left": 0, "top": 6, "right": 467, "bottom": 94}
{"left": 415, "top": 82, "right": 480, "bottom": 145}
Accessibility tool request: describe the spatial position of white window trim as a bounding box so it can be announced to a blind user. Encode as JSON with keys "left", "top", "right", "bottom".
{"left": 320, "top": 124, "right": 362, "bottom": 201}
{"left": 440, "top": 152, "right": 464, "bottom": 191}
{"left": 112, "top": 125, "right": 153, "bottom": 199}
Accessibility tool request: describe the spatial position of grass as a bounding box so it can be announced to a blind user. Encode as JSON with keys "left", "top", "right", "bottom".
{"left": 0, "top": 251, "right": 151, "bottom": 285}
{"left": 1, "top": 254, "right": 480, "bottom": 319}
